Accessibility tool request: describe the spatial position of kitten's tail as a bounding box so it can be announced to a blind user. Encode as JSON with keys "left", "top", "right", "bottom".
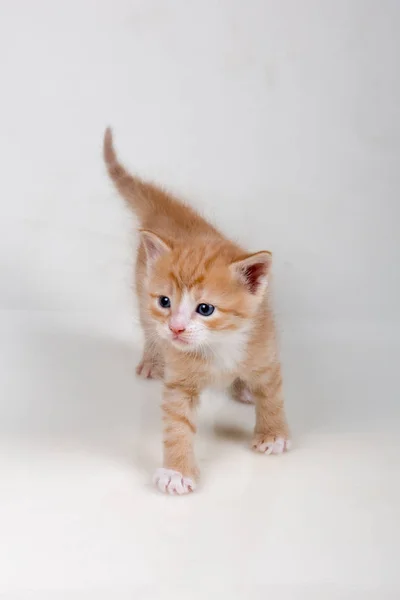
{"left": 103, "top": 127, "right": 215, "bottom": 234}
{"left": 103, "top": 127, "right": 156, "bottom": 222}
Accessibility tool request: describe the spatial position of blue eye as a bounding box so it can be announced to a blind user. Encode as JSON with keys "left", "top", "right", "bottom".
{"left": 158, "top": 296, "right": 171, "bottom": 308}
{"left": 196, "top": 303, "right": 215, "bottom": 317}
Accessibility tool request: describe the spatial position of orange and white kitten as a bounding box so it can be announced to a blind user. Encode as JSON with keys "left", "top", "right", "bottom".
{"left": 104, "top": 128, "right": 290, "bottom": 495}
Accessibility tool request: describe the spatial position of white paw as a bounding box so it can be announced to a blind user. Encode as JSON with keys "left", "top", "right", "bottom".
{"left": 252, "top": 436, "right": 291, "bottom": 455}
{"left": 153, "top": 468, "right": 196, "bottom": 495}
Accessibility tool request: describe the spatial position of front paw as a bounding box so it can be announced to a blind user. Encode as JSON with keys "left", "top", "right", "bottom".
{"left": 153, "top": 468, "right": 196, "bottom": 495}
{"left": 252, "top": 434, "right": 291, "bottom": 455}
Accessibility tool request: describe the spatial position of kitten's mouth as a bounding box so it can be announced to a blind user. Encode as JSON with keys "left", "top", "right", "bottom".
{"left": 171, "top": 335, "right": 191, "bottom": 347}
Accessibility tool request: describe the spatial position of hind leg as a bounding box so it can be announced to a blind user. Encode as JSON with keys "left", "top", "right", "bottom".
{"left": 230, "top": 377, "right": 254, "bottom": 404}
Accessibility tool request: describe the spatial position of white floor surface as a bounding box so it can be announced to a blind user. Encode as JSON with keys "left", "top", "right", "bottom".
{"left": 1, "top": 311, "right": 399, "bottom": 599}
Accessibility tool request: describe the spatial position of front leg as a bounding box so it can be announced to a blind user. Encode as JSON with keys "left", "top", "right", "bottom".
{"left": 153, "top": 379, "right": 199, "bottom": 495}
{"left": 136, "top": 335, "right": 164, "bottom": 380}
{"left": 251, "top": 361, "right": 291, "bottom": 455}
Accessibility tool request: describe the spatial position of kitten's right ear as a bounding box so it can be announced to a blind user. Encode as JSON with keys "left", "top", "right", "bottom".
{"left": 139, "top": 230, "right": 171, "bottom": 267}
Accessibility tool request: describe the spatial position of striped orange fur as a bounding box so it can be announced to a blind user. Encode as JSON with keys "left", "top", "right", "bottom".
{"left": 104, "top": 128, "right": 291, "bottom": 494}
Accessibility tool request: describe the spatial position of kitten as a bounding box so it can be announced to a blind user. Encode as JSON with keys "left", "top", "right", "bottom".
{"left": 103, "top": 128, "right": 290, "bottom": 495}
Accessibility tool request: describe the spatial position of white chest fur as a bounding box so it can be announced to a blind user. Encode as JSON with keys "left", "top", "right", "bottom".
{"left": 209, "top": 328, "right": 249, "bottom": 375}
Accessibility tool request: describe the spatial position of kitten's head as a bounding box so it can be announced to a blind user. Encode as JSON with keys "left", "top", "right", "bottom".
{"left": 141, "top": 231, "right": 272, "bottom": 354}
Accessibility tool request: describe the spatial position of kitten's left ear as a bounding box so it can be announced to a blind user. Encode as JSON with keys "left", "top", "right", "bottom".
{"left": 230, "top": 251, "right": 272, "bottom": 295}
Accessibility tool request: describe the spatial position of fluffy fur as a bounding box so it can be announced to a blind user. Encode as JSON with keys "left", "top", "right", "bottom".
{"left": 104, "top": 128, "right": 290, "bottom": 494}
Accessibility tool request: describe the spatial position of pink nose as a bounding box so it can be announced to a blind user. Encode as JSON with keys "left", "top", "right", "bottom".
{"left": 169, "top": 324, "right": 186, "bottom": 335}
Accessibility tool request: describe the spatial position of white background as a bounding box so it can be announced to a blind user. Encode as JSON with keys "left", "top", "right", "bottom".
{"left": 0, "top": 1, "right": 399, "bottom": 598}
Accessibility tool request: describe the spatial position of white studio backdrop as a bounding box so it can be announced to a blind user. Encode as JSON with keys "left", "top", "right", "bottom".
{"left": 0, "top": 1, "right": 400, "bottom": 594}
{"left": 0, "top": 0, "right": 399, "bottom": 325}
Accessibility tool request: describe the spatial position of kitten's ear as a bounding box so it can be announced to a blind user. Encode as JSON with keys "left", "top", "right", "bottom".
{"left": 140, "top": 230, "right": 171, "bottom": 266}
{"left": 230, "top": 251, "right": 272, "bottom": 294}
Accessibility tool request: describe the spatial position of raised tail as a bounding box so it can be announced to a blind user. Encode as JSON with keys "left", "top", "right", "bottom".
{"left": 103, "top": 127, "right": 220, "bottom": 236}
{"left": 103, "top": 127, "right": 158, "bottom": 222}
